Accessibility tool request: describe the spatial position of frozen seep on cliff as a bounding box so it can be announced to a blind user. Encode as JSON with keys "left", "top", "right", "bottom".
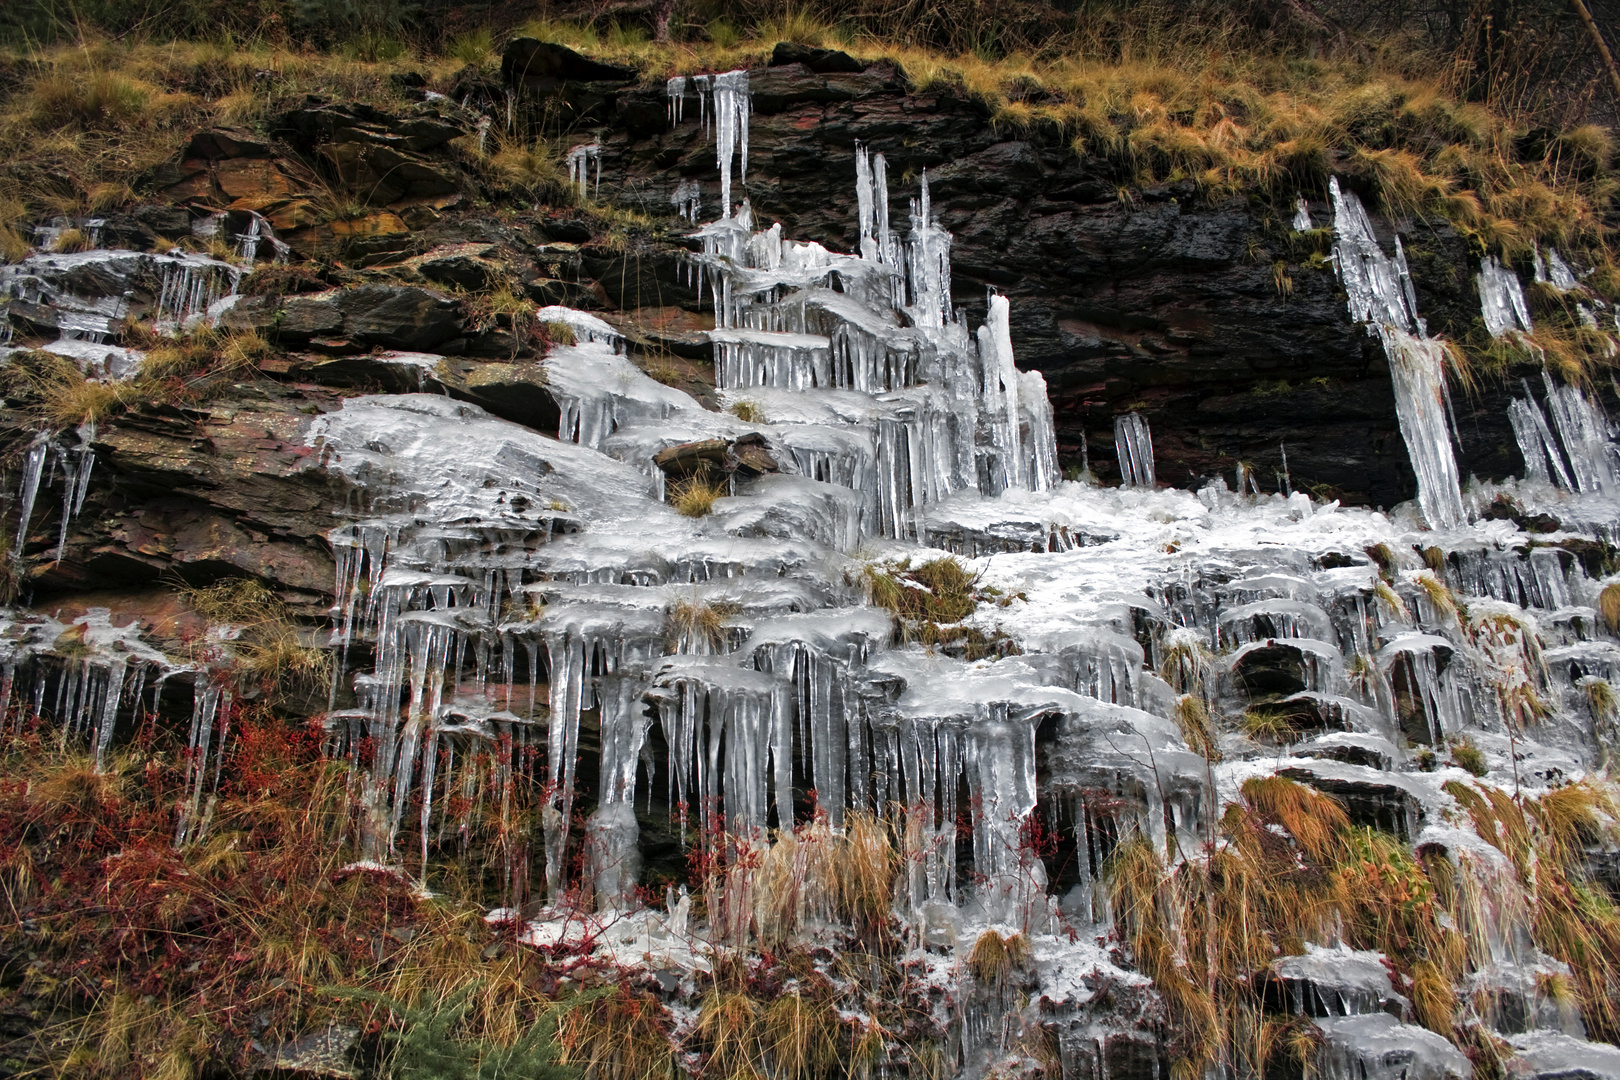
{"left": 10, "top": 64, "right": 1620, "bottom": 1080}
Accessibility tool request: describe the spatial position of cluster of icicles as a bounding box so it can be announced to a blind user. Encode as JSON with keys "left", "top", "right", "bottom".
{"left": 1316, "top": 178, "right": 1620, "bottom": 526}
{"left": 5, "top": 64, "right": 1620, "bottom": 1080}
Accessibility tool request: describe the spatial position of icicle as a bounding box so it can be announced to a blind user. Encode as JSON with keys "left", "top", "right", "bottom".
{"left": 14, "top": 436, "right": 47, "bottom": 556}
{"left": 1293, "top": 197, "right": 1311, "bottom": 231}
{"left": 1114, "top": 414, "right": 1156, "bottom": 488}
{"left": 566, "top": 144, "right": 601, "bottom": 201}
{"left": 666, "top": 75, "right": 687, "bottom": 124}
{"left": 1478, "top": 256, "right": 1533, "bottom": 338}
{"left": 712, "top": 70, "right": 750, "bottom": 217}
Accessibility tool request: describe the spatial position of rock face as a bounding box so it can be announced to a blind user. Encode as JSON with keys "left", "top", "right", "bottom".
{"left": 34, "top": 388, "right": 344, "bottom": 611}
{"left": 0, "top": 47, "right": 1586, "bottom": 623}
{"left": 505, "top": 48, "right": 1537, "bottom": 508}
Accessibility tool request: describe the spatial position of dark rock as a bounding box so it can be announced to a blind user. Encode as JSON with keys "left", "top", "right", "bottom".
{"left": 769, "top": 42, "right": 864, "bottom": 73}
{"left": 539, "top": 218, "right": 596, "bottom": 244}
{"left": 654, "top": 433, "right": 779, "bottom": 480}
{"left": 37, "top": 388, "right": 348, "bottom": 613}
{"left": 432, "top": 357, "right": 560, "bottom": 433}
{"left": 220, "top": 293, "right": 344, "bottom": 342}
{"left": 523, "top": 277, "right": 604, "bottom": 309}
{"left": 221, "top": 286, "right": 461, "bottom": 351}
{"left": 129, "top": 204, "right": 193, "bottom": 239}
{"left": 183, "top": 128, "right": 271, "bottom": 161}
{"left": 319, "top": 142, "right": 461, "bottom": 204}
{"left": 501, "top": 38, "right": 636, "bottom": 91}
{"left": 333, "top": 284, "right": 462, "bottom": 350}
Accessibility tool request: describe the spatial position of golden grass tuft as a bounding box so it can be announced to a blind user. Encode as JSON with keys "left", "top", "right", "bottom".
{"left": 670, "top": 472, "right": 727, "bottom": 517}
{"left": 0, "top": 350, "right": 139, "bottom": 428}
{"left": 51, "top": 227, "right": 92, "bottom": 253}
{"left": 1174, "top": 694, "right": 1218, "bottom": 760}
{"left": 666, "top": 597, "right": 740, "bottom": 653}
{"left": 729, "top": 400, "right": 766, "bottom": 424}
{"left": 1415, "top": 572, "right": 1459, "bottom": 624}
{"left": 1602, "top": 583, "right": 1620, "bottom": 633}
{"left": 1449, "top": 739, "right": 1488, "bottom": 777}
{"left": 1241, "top": 775, "right": 1349, "bottom": 864}
{"left": 181, "top": 577, "right": 330, "bottom": 694}
{"left": 966, "top": 929, "right": 1032, "bottom": 985}
{"left": 761, "top": 992, "right": 841, "bottom": 1080}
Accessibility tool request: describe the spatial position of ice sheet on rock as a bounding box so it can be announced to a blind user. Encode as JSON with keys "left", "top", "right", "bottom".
{"left": 1479, "top": 256, "right": 1533, "bottom": 338}
{"left": 671, "top": 179, "right": 702, "bottom": 222}
{"left": 715, "top": 474, "right": 865, "bottom": 553}
{"left": 1114, "top": 414, "right": 1156, "bottom": 488}
{"left": 1272, "top": 945, "right": 1403, "bottom": 1018}
{"left": 1315, "top": 1014, "right": 1472, "bottom": 1080}
{"left": 535, "top": 306, "right": 624, "bottom": 350}
{"left": 1383, "top": 326, "right": 1469, "bottom": 528}
{"left": 1508, "top": 1030, "right": 1620, "bottom": 1080}
{"left": 1294, "top": 197, "right": 1313, "bottom": 231}
{"left": 307, "top": 393, "right": 656, "bottom": 525}
{"left": 1510, "top": 393, "right": 1576, "bottom": 490}
{"left": 1534, "top": 248, "right": 1583, "bottom": 293}
{"left": 544, "top": 339, "right": 708, "bottom": 450}
{"left": 565, "top": 144, "right": 600, "bottom": 200}
{"left": 1540, "top": 371, "right": 1618, "bottom": 495}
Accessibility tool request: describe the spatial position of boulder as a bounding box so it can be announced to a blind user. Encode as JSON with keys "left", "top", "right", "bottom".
{"left": 769, "top": 42, "right": 865, "bottom": 73}
{"left": 501, "top": 38, "right": 636, "bottom": 90}
{"left": 220, "top": 286, "right": 462, "bottom": 351}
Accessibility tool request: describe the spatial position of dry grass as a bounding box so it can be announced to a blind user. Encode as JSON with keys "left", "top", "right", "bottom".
{"left": 0, "top": 38, "right": 450, "bottom": 221}
{"left": 490, "top": 9, "right": 1620, "bottom": 269}
{"left": 0, "top": 328, "right": 276, "bottom": 435}
{"left": 666, "top": 597, "right": 740, "bottom": 653}
{"left": 1602, "top": 583, "right": 1620, "bottom": 633}
{"left": 670, "top": 472, "right": 728, "bottom": 517}
{"left": 966, "top": 929, "right": 1032, "bottom": 985}
{"left": 0, "top": 350, "right": 141, "bottom": 427}
{"left": 0, "top": 7, "right": 1607, "bottom": 279}
{"left": 182, "top": 577, "right": 330, "bottom": 695}
{"left": 752, "top": 812, "right": 896, "bottom": 947}
{"left": 728, "top": 400, "right": 766, "bottom": 424}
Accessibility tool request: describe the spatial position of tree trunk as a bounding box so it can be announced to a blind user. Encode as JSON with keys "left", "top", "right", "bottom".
{"left": 1570, "top": 0, "right": 1620, "bottom": 106}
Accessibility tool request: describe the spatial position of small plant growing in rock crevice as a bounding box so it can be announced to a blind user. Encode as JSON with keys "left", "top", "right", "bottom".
{"left": 1449, "top": 738, "right": 1489, "bottom": 777}
{"left": 728, "top": 399, "right": 765, "bottom": 423}
{"left": 670, "top": 472, "right": 727, "bottom": 517}
{"left": 182, "top": 577, "right": 330, "bottom": 696}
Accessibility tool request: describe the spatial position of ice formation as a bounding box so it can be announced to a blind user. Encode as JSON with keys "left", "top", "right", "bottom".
{"left": 14, "top": 72, "right": 1620, "bottom": 1080}
{"left": 566, "top": 143, "right": 601, "bottom": 200}
{"left": 1329, "top": 178, "right": 1468, "bottom": 529}
{"left": 1478, "top": 255, "right": 1534, "bottom": 338}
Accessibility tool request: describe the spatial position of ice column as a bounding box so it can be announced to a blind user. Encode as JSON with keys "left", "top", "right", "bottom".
{"left": 979, "top": 295, "right": 1024, "bottom": 490}
{"left": 1115, "top": 414, "right": 1156, "bottom": 488}
{"left": 713, "top": 70, "right": 750, "bottom": 218}
{"left": 566, "top": 144, "right": 601, "bottom": 201}
{"left": 1478, "top": 256, "right": 1533, "bottom": 338}
{"left": 1541, "top": 371, "right": 1618, "bottom": 494}
{"left": 906, "top": 173, "right": 953, "bottom": 329}
{"left": 1329, "top": 177, "right": 1467, "bottom": 529}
